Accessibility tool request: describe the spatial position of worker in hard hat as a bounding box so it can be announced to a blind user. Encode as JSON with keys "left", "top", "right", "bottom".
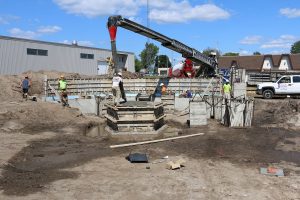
{"left": 223, "top": 80, "right": 232, "bottom": 103}
{"left": 20, "top": 75, "right": 31, "bottom": 99}
{"left": 112, "top": 71, "right": 123, "bottom": 106}
{"left": 58, "top": 75, "right": 69, "bottom": 107}
{"left": 160, "top": 83, "right": 167, "bottom": 95}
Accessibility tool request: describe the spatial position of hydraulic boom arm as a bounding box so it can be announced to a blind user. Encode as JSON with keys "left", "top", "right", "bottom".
{"left": 107, "top": 15, "right": 218, "bottom": 77}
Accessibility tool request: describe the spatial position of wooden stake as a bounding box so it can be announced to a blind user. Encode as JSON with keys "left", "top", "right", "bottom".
{"left": 110, "top": 133, "right": 205, "bottom": 148}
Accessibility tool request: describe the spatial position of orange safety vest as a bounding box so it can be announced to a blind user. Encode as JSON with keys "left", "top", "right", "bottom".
{"left": 162, "top": 85, "right": 167, "bottom": 93}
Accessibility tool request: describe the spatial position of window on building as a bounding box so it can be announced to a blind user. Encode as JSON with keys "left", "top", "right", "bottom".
{"left": 27, "top": 48, "right": 37, "bottom": 55}
{"left": 80, "top": 53, "right": 94, "bottom": 59}
{"left": 38, "top": 49, "right": 48, "bottom": 56}
{"left": 88, "top": 54, "right": 94, "bottom": 59}
{"left": 27, "top": 48, "right": 48, "bottom": 56}
{"left": 293, "top": 76, "right": 300, "bottom": 83}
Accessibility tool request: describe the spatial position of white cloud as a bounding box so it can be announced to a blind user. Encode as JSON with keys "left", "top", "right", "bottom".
{"left": 37, "top": 26, "right": 62, "bottom": 33}
{"left": 280, "top": 8, "right": 300, "bottom": 18}
{"left": 53, "top": 0, "right": 139, "bottom": 17}
{"left": 149, "top": 3, "right": 230, "bottom": 23}
{"left": 269, "top": 50, "right": 286, "bottom": 54}
{"left": 0, "top": 17, "right": 8, "bottom": 24}
{"left": 260, "top": 35, "right": 298, "bottom": 49}
{"left": 0, "top": 15, "right": 19, "bottom": 25}
{"left": 8, "top": 28, "right": 38, "bottom": 39}
{"left": 8, "top": 25, "right": 62, "bottom": 39}
{"left": 53, "top": 0, "right": 230, "bottom": 23}
{"left": 240, "top": 36, "right": 262, "bottom": 45}
{"left": 239, "top": 50, "right": 251, "bottom": 55}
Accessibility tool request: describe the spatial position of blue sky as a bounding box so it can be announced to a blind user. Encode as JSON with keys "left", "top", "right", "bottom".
{"left": 1, "top": 0, "right": 300, "bottom": 64}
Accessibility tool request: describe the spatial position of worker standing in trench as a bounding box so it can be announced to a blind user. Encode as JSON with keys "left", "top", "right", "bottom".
{"left": 20, "top": 75, "right": 31, "bottom": 99}
{"left": 58, "top": 75, "right": 69, "bottom": 107}
{"left": 222, "top": 80, "right": 232, "bottom": 126}
{"left": 112, "top": 72, "right": 123, "bottom": 106}
{"left": 223, "top": 80, "right": 232, "bottom": 103}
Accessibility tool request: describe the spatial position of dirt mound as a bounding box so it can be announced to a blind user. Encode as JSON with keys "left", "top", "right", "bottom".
{"left": 0, "top": 100, "right": 100, "bottom": 134}
{"left": 121, "top": 70, "right": 143, "bottom": 79}
{"left": 0, "top": 71, "right": 102, "bottom": 132}
{"left": 0, "top": 70, "right": 100, "bottom": 101}
{"left": 254, "top": 99, "right": 300, "bottom": 129}
{"left": 0, "top": 75, "right": 22, "bottom": 102}
{"left": 97, "top": 70, "right": 143, "bottom": 79}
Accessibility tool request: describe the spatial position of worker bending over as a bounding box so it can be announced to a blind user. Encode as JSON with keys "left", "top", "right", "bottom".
{"left": 58, "top": 75, "right": 69, "bottom": 107}
{"left": 112, "top": 72, "right": 123, "bottom": 106}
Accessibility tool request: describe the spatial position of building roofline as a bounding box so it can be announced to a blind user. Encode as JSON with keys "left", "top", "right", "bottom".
{"left": 0, "top": 35, "right": 134, "bottom": 55}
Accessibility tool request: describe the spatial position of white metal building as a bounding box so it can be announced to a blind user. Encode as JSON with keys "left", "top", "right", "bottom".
{"left": 0, "top": 35, "right": 135, "bottom": 75}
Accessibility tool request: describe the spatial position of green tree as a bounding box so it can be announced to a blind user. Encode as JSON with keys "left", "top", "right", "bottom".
{"left": 223, "top": 52, "right": 239, "bottom": 56}
{"left": 291, "top": 40, "right": 300, "bottom": 54}
{"left": 135, "top": 56, "right": 142, "bottom": 72}
{"left": 253, "top": 51, "right": 261, "bottom": 55}
{"left": 202, "top": 47, "right": 221, "bottom": 57}
{"left": 154, "top": 55, "right": 172, "bottom": 68}
{"left": 139, "top": 42, "right": 159, "bottom": 69}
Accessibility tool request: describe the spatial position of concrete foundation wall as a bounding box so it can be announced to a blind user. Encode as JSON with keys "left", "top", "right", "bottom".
{"left": 189, "top": 102, "right": 207, "bottom": 126}
{"left": 69, "top": 98, "right": 97, "bottom": 115}
{"left": 233, "top": 82, "right": 247, "bottom": 98}
{"left": 174, "top": 97, "right": 190, "bottom": 112}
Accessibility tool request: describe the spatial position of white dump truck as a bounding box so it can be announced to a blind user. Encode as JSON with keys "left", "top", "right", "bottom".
{"left": 256, "top": 75, "right": 300, "bottom": 99}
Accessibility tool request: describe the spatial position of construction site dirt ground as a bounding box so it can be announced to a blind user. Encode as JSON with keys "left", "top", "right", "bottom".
{"left": 0, "top": 73, "right": 300, "bottom": 200}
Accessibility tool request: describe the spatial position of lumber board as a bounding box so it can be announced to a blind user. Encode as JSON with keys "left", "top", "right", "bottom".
{"left": 110, "top": 133, "right": 205, "bottom": 148}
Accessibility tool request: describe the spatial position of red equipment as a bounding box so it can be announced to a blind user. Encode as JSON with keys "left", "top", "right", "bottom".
{"left": 170, "top": 59, "right": 196, "bottom": 78}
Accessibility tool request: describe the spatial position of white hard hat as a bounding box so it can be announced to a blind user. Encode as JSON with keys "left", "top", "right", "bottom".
{"left": 160, "top": 83, "right": 164, "bottom": 86}
{"left": 117, "top": 72, "right": 122, "bottom": 76}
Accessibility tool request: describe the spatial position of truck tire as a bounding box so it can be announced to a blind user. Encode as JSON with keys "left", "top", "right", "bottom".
{"left": 263, "top": 89, "right": 274, "bottom": 99}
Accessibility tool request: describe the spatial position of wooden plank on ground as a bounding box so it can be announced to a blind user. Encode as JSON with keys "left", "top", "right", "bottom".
{"left": 110, "top": 133, "right": 205, "bottom": 148}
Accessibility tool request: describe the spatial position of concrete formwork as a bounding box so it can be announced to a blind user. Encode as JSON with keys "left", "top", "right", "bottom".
{"left": 189, "top": 102, "right": 207, "bottom": 126}
{"left": 46, "top": 78, "right": 222, "bottom": 97}
{"left": 104, "top": 101, "right": 166, "bottom": 134}
{"left": 45, "top": 77, "right": 254, "bottom": 128}
{"left": 233, "top": 82, "right": 247, "bottom": 98}
{"left": 161, "top": 94, "right": 175, "bottom": 114}
{"left": 212, "top": 97, "right": 254, "bottom": 127}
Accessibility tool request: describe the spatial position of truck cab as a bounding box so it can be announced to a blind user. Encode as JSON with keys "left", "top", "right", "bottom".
{"left": 256, "top": 75, "right": 300, "bottom": 99}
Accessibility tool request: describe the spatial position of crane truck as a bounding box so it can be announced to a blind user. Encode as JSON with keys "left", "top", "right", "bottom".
{"left": 107, "top": 15, "right": 219, "bottom": 101}
{"left": 107, "top": 15, "right": 218, "bottom": 77}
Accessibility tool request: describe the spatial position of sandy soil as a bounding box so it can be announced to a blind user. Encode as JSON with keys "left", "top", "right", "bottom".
{"left": 0, "top": 73, "right": 300, "bottom": 200}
